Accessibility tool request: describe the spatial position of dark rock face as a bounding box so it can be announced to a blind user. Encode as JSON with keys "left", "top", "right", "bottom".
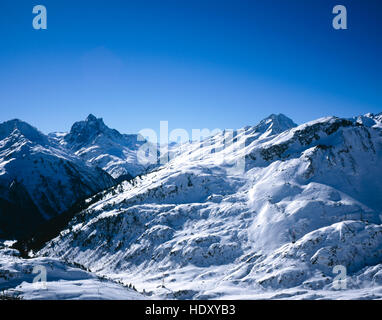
{"left": 64, "top": 114, "right": 122, "bottom": 148}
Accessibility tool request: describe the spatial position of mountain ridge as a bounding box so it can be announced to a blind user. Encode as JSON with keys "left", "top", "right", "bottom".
{"left": 26, "top": 111, "right": 382, "bottom": 299}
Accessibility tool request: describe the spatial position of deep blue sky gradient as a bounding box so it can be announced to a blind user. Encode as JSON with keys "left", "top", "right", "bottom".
{"left": 0, "top": 0, "right": 381, "bottom": 134}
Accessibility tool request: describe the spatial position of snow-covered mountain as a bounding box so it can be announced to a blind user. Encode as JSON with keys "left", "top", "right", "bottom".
{"left": 0, "top": 119, "right": 115, "bottom": 239}
{"left": 34, "top": 112, "right": 382, "bottom": 299}
{"left": 51, "top": 114, "right": 151, "bottom": 180}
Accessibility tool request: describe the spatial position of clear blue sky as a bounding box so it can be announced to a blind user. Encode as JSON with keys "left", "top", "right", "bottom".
{"left": 0, "top": 0, "right": 381, "bottom": 134}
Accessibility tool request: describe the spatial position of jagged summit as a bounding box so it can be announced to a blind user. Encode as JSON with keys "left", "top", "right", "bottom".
{"left": 74, "top": 114, "right": 108, "bottom": 132}
{"left": 82, "top": 114, "right": 110, "bottom": 131}
{"left": 55, "top": 115, "right": 150, "bottom": 179}
{"left": 65, "top": 114, "right": 121, "bottom": 146}
{"left": 86, "top": 113, "right": 99, "bottom": 122}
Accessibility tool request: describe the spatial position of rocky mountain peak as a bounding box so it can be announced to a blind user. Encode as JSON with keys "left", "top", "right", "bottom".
{"left": 254, "top": 113, "right": 297, "bottom": 136}
{"left": 66, "top": 114, "right": 120, "bottom": 147}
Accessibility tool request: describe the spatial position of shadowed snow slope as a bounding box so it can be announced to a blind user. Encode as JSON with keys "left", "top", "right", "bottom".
{"left": 0, "top": 119, "right": 115, "bottom": 238}
{"left": 37, "top": 113, "right": 382, "bottom": 299}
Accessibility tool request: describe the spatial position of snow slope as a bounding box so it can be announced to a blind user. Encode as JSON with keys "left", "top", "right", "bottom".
{"left": 0, "top": 119, "right": 115, "bottom": 238}
{"left": 0, "top": 241, "right": 145, "bottom": 300}
{"left": 51, "top": 114, "right": 152, "bottom": 180}
{"left": 38, "top": 113, "right": 382, "bottom": 299}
